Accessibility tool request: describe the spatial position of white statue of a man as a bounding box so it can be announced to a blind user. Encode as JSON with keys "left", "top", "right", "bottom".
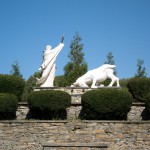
{"left": 36, "top": 35, "right": 64, "bottom": 87}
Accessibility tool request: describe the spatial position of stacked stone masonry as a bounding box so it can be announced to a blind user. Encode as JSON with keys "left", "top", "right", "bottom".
{"left": 1, "top": 87, "right": 150, "bottom": 150}
{"left": 0, "top": 121, "right": 150, "bottom": 150}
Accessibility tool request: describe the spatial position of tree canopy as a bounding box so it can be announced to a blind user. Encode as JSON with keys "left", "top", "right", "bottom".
{"left": 104, "top": 51, "right": 117, "bottom": 75}
{"left": 10, "top": 60, "right": 23, "bottom": 78}
{"left": 135, "top": 58, "right": 147, "bottom": 78}
{"left": 63, "top": 32, "right": 88, "bottom": 85}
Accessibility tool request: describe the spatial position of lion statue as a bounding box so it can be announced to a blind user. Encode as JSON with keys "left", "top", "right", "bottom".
{"left": 71, "top": 64, "right": 120, "bottom": 88}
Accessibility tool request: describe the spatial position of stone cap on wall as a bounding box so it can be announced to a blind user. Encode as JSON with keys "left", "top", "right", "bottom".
{"left": 0, "top": 120, "right": 150, "bottom": 124}
{"left": 42, "top": 143, "right": 108, "bottom": 149}
{"left": 34, "top": 86, "right": 122, "bottom": 90}
{"left": 18, "top": 102, "right": 145, "bottom": 106}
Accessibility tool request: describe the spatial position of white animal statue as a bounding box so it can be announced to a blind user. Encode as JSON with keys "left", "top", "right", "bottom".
{"left": 36, "top": 35, "right": 64, "bottom": 87}
{"left": 71, "top": 64, "right": 120, "bottom": 88}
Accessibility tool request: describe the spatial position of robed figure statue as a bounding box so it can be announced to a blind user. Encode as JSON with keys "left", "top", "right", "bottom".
{"left": 36, "top": 35, "right": 64, "bottom": 87}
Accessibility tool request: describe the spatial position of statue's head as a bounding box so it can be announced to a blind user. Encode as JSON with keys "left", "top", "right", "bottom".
{"left": 46, "top": 45, "right": 52, "bottom": 50}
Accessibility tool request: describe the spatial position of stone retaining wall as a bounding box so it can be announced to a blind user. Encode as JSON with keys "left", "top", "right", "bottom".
{"left": 0, "top": 120, "right": 150, "bottom": 150}
{"left": 1, "top": 87, "right": 150, "bottom": 149}
{"left": 17, "top": 102, "right": 148, "bottom": 121}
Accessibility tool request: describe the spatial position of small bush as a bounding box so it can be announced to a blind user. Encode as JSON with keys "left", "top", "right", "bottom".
{"left": 0, "top": 74, "right": 25, "bottom": 101}
{"left": 0, "top": 93, "right": 18, "bottom": 119}
{"left": 127, "top": 78, "right": 150, "bottom": 102}
{"left": 80, "top": 89, "right": 133, "bottom": 120}
{"left": 27, "top": 90, "right": 71, "bottom": 119}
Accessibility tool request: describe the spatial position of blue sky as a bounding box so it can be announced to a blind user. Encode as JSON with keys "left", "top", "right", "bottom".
{"left": 0, "top": 0, "right": 150, "bottom": 80}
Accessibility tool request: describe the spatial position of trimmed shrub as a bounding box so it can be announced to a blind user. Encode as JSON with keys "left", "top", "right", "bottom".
{"left": 0, "top": 74, "right": 25, "bottom": 101}
{"left": 102, "top": 79, "right": 117, "bottom": 86}
{"left": 127, "top": 78, "right": 150, "bottom": 102}
{"left": 80, "top": 89, "right": 133, "bottom": 120}
{"left": 145, "top": 93, "right": 150, "bottom": 113}
{"left": 0, "top": 93, "right": 18, "bottom": 119}
{"left": 102, "top": 78, "right": 129, "bottom": 88}
{"left": 27, "top": 90, "right": 71, "bottom": 119}
{"left": 119, "top": 78, "right": 130, "bottom": 88}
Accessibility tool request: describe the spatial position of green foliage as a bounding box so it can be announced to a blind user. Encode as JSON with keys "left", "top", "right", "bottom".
{"left": 101, "top": 79, "right": 116, "bottom": 86}
{"left": 127, "top": 78, "right": 150, "bottom": 102}
{"left": 145, "top": 93, "right": 150, "bottom": 113}
{"left": 0, "top": 93, "right": 18, "bottom": 119}
{"left": 54, "top": 75, "right": 68, "bottom": 87}
{"left": 22, "top": 72, "right": 41, "bottom": 101}
{"left": 119, "top": 78, "right": 130, "bottom": 88}
{"left": 91, "top": 78, "right": 129, "bottom": 88}
{"left": 0, "top": 74, "right": 25, "bottom": 101}
{"left": 104, "top": 51, "right": 115, "bottom": 65}
{"left": 64, "top": 32, "right": 88, "bottom": 85}
{"left": 80, "top": 89, "right": 133, "bottom": 120}
{"left": 10, "top": 60, "right": 23, "bottom": 78}
{"left": 135, "top": 58, "right": 147, "bottom": 78}
{"left": 27, "top": 90, "right": 71, "bottom": 119}
{"left": 104, "top": 51, "right": 117, "bottom": 75}
{"left": 64, "top": 62, "right": 87, "bottom": 85}
{"left": 68, "top": 32, "right": 84, "bottom": 64}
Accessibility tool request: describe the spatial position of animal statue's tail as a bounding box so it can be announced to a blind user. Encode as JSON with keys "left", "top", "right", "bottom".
{"left": 100, "top": 64, "right": 116, "bottom": 70}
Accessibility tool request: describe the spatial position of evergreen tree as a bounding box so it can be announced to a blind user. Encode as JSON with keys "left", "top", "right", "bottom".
{"left": 104, "top": 51, "right": 117, "bottom": 75}
{"left": 10, "top": 60, "right": 23, "bottom": 78}
{"left": 135, "top": 58, "right": 147, "bottom": 78}
{"left": 104, "top": 51, "right": 115, "bottom": 65}
{"left": 64, "top": 32, "right": 87, "bottom": 85}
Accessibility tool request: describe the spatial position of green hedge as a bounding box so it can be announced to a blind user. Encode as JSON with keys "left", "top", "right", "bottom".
{"left": 119, "top": 78, "right": 130, "bottom": 88}
{"left": 127, "top": 78, "right": 150, "bottom": 102}
{"left": 100, "top": 78, "right": 129, "bottom": 88}
{"left": 80, "top": 89, "right": 133, "bottom": 120}
{"left": 0, "top": 93, "right": 18, "bottom": 119}
{"left": 27, "top": 90, "right": 71, "bottom": 119}
{"left": 0, "top": 74, "right": 25, "bottom": 101}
